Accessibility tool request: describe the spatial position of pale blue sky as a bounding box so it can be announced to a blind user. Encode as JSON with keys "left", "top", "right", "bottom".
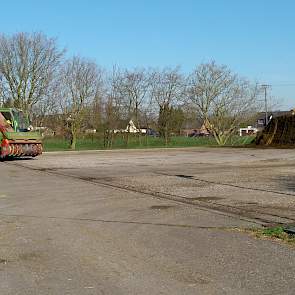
{"left": 0, "top": 0, "right": 295, "bottom": 108}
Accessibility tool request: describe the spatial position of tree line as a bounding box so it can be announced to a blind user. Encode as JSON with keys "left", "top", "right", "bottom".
{"left": 0, "top": 32, "right": 261, "bottom": 148}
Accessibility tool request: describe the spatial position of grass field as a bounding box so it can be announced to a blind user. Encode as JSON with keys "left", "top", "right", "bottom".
{"left": 43, "top": 134, "right": 255, "bottom": 151}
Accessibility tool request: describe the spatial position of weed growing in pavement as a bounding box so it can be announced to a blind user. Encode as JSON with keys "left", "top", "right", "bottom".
{"left": 252, "top": 226, "right": 295, "bottom": 245}
{"left": 231, "top": 226, "right": 295, "bottom": 246}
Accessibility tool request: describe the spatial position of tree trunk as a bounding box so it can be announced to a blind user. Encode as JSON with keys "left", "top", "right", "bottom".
{"left": 135, "top": 108, "right": 142, "bottom": 145}
{"left": 70, "top": 133, "right": 77, "bottom": 150}
{"left": 70, "top": 126, "right": 77, "bottom": 150}
{"left": 164, "top": 126, "right": 168, "bottom": 146}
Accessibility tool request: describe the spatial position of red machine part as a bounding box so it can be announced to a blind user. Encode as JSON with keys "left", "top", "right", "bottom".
{"left": 0, "top": 112, "right": 43, "bottom": 159}
{"left": 0, "top": 123, "right": 7, "bottom": 134}
{"left": 1, "top": 139, "right": 42, "bottom": 158}
{"left": 1, "top": 139, "right": 11, "bottom": 157}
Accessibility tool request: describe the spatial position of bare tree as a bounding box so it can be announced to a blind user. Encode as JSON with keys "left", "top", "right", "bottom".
{"left": 188, "top": 61, "right": 259, "bottom": 145}
{"left": 0, "top": 74, "right": 5, "bottom": 106}
{"left": 116, "top": 68, "right": 151, "bottom": 144}
{"left": 150, "top": 67, "right": 184, "bottom": 145}
{"left": 59, "top": 56, "right": 102, "bottom": 149}
{"left": 30, "top": 77, "right": 62, "bottom": 128}
{"left": 101, "top": 67, "right": 126, "bottom": 148}
{"left": 0, "top": 32, "right": 64, "bottom": 113}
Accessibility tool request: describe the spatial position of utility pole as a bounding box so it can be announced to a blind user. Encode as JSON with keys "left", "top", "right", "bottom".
{"left": 261, "top": 84, "right": 271, "bottom": 126}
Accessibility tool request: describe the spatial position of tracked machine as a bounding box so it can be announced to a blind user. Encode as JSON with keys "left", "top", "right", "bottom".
{"left": 0, "top": 108, "right": 42, "bottom": 159}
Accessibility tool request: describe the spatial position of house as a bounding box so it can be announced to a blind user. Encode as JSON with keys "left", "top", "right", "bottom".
{"left": 182, "top": 123, "right": 211, "bottom": 137}
{"left": 33, "top": 126, "right": 55, "bottom": 136}
{"left": 85, "top": 129, "right": 97, "bottom": 134}
{"left": 255, "top": 111, "right": 291, "bottom": 129}
{"left": 239, "top": 126, "right": 258, "bottom": 136}
{"left": 125, "top": 120, "right": 146, "bottom": 134}
{"left": 113, "top": 120, "right": 148, "bottom": 134}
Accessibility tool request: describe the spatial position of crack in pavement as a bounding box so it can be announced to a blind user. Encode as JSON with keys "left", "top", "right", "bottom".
{"left": 158, "top": 172, "right": 295, "bottom": 197}
{"left": 0, "top": 212, "right": 237, "bottom": 230}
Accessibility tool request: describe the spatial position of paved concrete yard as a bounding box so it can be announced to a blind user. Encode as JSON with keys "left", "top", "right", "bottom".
{"left": 0, "top": 147, "right": 295, "bottom": 294}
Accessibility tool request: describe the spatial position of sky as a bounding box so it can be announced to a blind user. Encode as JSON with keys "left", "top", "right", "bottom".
{"left": 0, "top": 0, "right": 294, "bottom": 109}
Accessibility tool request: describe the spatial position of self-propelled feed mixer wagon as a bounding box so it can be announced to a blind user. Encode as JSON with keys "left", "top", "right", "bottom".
{"left": 0, "top": 108, "right": 42, "bottom": 159}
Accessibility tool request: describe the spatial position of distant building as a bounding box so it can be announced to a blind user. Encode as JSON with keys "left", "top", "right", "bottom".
{"left": 113, "top": 120, "right": 147, "bottom": 134}
{"left": 85, "top": 129, "right": 97, "bottom": 134}
{"left": 255, "top": 111, "right": 291, "bottom": 129}
{"left": 182, "top": 123, "right": 211, "bottom": 137}
{"left": 239, "top": 126, "right": 258, "bottom": 136}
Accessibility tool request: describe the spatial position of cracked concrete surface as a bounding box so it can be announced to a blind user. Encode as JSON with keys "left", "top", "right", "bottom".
{"left": 0, "top": 147, "right": 295, "bottom": 294}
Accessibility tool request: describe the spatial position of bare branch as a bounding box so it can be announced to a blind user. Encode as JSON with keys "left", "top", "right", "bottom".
{"left": 0, "top": 32, "right": 64, "bottom": 113}
{"left": 188, "top": 61, "right": 260, "bottom": 145}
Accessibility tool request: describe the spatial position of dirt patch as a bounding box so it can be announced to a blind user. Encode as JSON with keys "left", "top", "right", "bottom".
{"left": 256, "top": 114, "right": 295, "bottom": 146}
{"left": 18, "top": 252, "right": 42, "bottom": 261}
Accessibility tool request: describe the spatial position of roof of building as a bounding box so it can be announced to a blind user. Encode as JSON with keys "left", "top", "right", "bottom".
{"left": 256, "top": 110, "right": 291, "bottom": 120}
